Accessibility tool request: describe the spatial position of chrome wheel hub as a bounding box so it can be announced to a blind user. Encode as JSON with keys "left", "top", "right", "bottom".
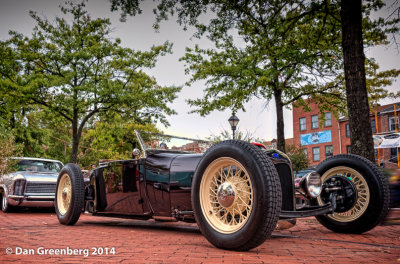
{"left": 317, "top": 166, "right": 370, "bottom": 222}
{"left": 62, "top": 188, "right": 69, "bottom": 200}
{"left": 200, "top": 157, "right": 253, "bottom": 234}
{"left": 217, "top": 182, "right": 236, "bottom": 208}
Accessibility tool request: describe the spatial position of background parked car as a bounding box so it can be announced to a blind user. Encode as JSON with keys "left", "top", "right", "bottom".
{"left": 0, "top": 157, "right": 64, "bottom": 212}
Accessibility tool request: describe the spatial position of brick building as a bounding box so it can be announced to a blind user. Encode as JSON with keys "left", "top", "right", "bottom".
{"left": 293, "top": 100, "right": 400, "bottom": 167}
{"left": 263, "top": 138, "right": 294, "bottom": 150}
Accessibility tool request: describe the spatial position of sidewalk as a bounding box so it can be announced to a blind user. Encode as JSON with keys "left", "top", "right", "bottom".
{"left": 1, "top": 209, "right": 400, "bottom": 263}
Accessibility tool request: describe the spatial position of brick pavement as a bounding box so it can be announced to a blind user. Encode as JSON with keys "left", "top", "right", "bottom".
{"left": 1, "top": 208, "right": 400, "bottom": 263}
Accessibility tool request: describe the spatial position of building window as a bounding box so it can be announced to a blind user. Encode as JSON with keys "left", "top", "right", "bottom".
{"left": 325, "top": 145, "right": 333, "bottom": 159}
{"left": 324, "top": 112, "right": 332, "bottom": 127}
{"left": 312, "top": 147, "right": 320, "bottom": 161}
{"left": 345, "top": 124, "right": 350, "bottom": 138}
{"left": 299, "top": 117, "right": 306, "bottom": 131}
{"left": 389, "top": 116, "right": 399, "bottom": 131}
{"left": 311, "top": 115, "right": 319, "bottom": 129}
{"left": 346, "top": 145, "right": 351, "bottom": 154}
{"left": 390, "top": 148, "right": 399, "bottom": 163}
{"left": 371, "top": 118, "right": 376, "bottom": 134}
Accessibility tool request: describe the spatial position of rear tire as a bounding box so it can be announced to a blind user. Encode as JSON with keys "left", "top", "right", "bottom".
{"left": 55, "top": 163, "right": 85, "bottom": 225}
{"left": 315, "top": 154, "right": 389, "bottom": 233}
{"left": 192, "top": 140, "right": 281, "bottom": 251}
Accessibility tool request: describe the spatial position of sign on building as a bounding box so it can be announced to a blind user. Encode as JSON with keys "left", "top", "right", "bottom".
{"left": 374, "top": 133, "right": 400, "bottom": 149}
{"left": 300, "top": 130, "right": 332, "bottom": 146}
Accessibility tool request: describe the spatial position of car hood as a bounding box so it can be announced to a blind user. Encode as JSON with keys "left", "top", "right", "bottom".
{"left": 11, "top": 171, "right": 59, "bottom": 182}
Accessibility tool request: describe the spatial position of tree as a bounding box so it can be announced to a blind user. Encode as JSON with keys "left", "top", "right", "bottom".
{"left": 169, "top": 1, "right": 344, "bottom": 152}
{"left": 180, "top": 13, "right": 343, "bottom": 152}
{"left": 78, "top": 116, "right": 159, "bottom": 167}
{"left": 304, "top": 0, "right": 399, "bottom": 161}
{"left": 285, "top": 144, "right": 309, "bottom": 173}
{"left": 110, "top": 0, "right": 399, "bottom": 157}
{"left": 110, "top": 0, "right": 142, "bottom": 22}
{"left": 0, "top": 125, "right": 21, "bottom": 174}
{"left": 366, "top": 59, "right": 400, "bottom": 105}
{"left": 341, "top": 0, "right": 378, "bottom": 161}
{"left": 0, "top": 1, "right": 181, "bottom": 163}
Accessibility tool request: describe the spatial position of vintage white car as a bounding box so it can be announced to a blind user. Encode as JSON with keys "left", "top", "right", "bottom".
{"left": 0, "top": 157, "right": 64, "bottom": 211}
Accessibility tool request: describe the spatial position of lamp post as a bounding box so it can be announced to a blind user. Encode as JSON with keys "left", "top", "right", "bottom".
{"left": 228, "top": 114, "right": 240, "bottom": 140}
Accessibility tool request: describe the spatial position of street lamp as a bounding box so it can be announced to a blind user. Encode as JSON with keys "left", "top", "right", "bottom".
{"left": 228, "top": 114, "right": 240, "bottom": 140}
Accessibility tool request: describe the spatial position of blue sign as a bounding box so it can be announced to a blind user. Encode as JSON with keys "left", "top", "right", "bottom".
{"left": 301, "top": 131, "right": 332, "bottom": 146}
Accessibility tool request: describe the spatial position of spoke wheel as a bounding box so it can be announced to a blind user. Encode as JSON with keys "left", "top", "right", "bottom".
{"left": 55, "top": 163, "right": 84, "bottom": 225}
{"left": 57, "top": 174, "right": 72, "bottom": 216}
{"left": 315, "top": 154, "right": 389, "bottom": 234}
{"left": 192, "top": 140, "right": 281, "bottom": 251}
{"left": 200, "top": 157, "right": 253, "bottom": 234}
{"left": 318, "top": 166, "right": 370, "bottom": 222}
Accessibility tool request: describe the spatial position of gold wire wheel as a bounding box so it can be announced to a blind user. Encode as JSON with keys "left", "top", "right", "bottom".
{"left": 199, "top": 157, "right": 253, "bottom": 234}
{"left": 317, "top": 166, "right": 370, "bottom": 222}
{"left": 57, "top": 174, "right": 72, "bottom": 215}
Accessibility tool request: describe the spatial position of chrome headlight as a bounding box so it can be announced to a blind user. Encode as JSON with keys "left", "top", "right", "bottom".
{"left": 13, "top": 179, "right": 26, "bottom": 196}
{"left": 300, "top": 171, "right": 322, "bottom": 198}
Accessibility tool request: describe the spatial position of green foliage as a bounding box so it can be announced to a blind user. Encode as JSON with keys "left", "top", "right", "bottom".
{"left": 175, "top": 1, "right": 346, "bottom": 152}
{"left": 179, "top": 2, "right": 341, "bottom": 109}
{"left": 366, "top": 59, "right": 400, "bottom": 106}
{"left": 177, "top": 0, "right": 398, "bottom": 114}
{"left": 78, "top": 116, "right": 159, "bottom": 168}
{"left": 0, "top": 95, "right": 55, "bottom": 159}
{"left": 110, "top": 0, "right": 399, "bottom": 154}
{"left": 0, "top": 125, "right": 22, "bottom": 174}
{"left": 294, "top": 57, "right": 400, "bottom": 120}
{"left": 0, "top": 1, "right": 180, "bottom": 163}
{"left": 110, "top": 0, "right": 142, "bottom": 22}
{"left": 285, "top": 144, "right": 309, "bottom": 173}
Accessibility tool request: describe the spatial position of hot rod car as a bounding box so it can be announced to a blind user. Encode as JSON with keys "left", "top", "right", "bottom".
{"left": 55, "top": 131, "right": 389, "bottom": 251}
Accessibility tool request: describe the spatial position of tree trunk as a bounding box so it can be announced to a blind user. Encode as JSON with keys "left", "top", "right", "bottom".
{"left": 274, "top": 87, "right": 286, "bottom": 152}
{"left": 340, "top": 0, "right": 374, "bottom": 162}
{"left": 69, "top": 113, "right": 79, "bottom": 163}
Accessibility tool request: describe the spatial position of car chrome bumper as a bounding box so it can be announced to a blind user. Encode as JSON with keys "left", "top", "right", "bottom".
{"left": 8, "top": 194, "right": 55, "bottom": 207}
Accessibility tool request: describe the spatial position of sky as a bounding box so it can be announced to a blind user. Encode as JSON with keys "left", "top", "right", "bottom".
{"left": 0, "top": 0, "right": 399, "bottom": 141}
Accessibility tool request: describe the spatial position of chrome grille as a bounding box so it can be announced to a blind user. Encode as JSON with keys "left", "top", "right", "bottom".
{"left": 274, "top": 163, "right": 295, "bottom": 211}
{"left": 25, "top": 183, "right": 56, "bottom": 194}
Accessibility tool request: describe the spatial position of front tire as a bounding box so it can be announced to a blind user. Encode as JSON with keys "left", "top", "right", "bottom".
{"left": 315, "top": 154, "right": 389, "bottom": 233}
{"left": 1, "top": 191, "right": 12, "bottom": 212}
{"left": 55, "top": 163, "right": 85, "bottom": 225}
{"left": 192, "top": 140, "right": 282, "bottom": 251}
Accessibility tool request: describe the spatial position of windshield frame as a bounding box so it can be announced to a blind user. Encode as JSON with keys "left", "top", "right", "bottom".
{"left": 134, "top": 130, "right": 211, "bottom": 158}
{"left": 13, "top": 159, "right": 64, "bottom": 173}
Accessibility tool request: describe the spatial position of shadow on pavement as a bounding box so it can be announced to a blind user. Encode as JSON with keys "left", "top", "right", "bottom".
{"left": 4, "top": 207, "right": 55, "bottom": 214}
{"left": 80, "top": 218, "right": 201, "bottom": 233}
